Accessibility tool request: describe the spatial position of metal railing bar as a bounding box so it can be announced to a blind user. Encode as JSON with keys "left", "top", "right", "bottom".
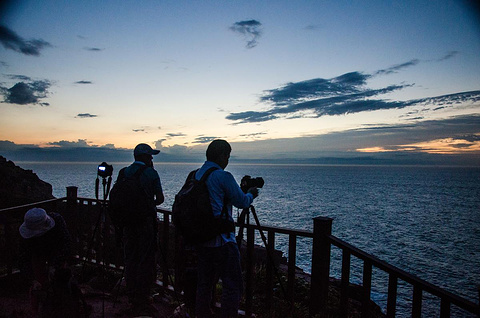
{"left": 329, "top": 235, "right": 478, "bottom": 313}
{"left": 0, "top": 198, "right": 63, "bottom": 213}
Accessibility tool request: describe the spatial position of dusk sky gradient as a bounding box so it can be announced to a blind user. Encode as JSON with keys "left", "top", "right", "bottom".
{"left": 1, "top": 0, "right": 479, "bottom": 164}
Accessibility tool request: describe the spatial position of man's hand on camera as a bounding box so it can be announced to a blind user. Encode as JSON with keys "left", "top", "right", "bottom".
{"left": 247, "top": 187, "right": 259, "bottom": 199}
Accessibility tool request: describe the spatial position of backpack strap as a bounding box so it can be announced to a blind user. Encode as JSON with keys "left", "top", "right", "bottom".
{"left": 186, "top": 169, "right": 198, "bottom": 182}
{"left": 117, "top": 165, "right": 147, "bottom": 180}
{"left": 198, "top": 167, "right": 218, "bottom": 182}
{"left": 189, "top": 167, "right": 229, "bottom": 218}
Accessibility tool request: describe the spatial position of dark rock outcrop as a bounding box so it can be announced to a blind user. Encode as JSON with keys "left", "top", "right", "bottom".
{"left": 0, "top": 156, "right": 54, "bottom": 209}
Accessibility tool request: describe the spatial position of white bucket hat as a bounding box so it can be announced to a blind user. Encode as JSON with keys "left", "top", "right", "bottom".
{"left": 19, "top": 208, "right": 56, "bottom": 239}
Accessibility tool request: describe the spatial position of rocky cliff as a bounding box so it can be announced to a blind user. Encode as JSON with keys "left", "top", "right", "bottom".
{"left": 0, "top": 156, "right": 54, "bottom": 209}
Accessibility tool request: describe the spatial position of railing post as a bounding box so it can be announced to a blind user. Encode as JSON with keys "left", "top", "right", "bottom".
{"left": 266, "top": 230, "right": 275, "bottom": 317}
{"left": 362, "top": 260, "right": 372, "bottom": 318}
{"left": 412, "top": 285, "right": 422, "bottom": 318}
{"left": 288, "top": 234, "right": 297, "bottom": 311}
{"left": 66, "top": 186, "right": 78, "bottom": 209}
{"left": 440, "top": 298, "right": 451, "bottom": 318}
{"left": 310, "top": 216, "right": 332, "bottom": 316}
{"left": 65, "top": 186, "right": 78, "bottom": 256}
{"left": 477, "top": 285, "right": 479, "bottom": 318}
{"left": 340, "top": 250, "right": 351, "bottom": 317}
{"left": 387, "top": 274, "right": 398, "bottom": 318}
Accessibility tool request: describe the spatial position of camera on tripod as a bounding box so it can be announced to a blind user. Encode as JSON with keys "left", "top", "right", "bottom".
{"left": 97, "top": 162, "right": 113, "bottom": 178}
{"left": 240, "top": 175, "right": 264, "bottom": 193}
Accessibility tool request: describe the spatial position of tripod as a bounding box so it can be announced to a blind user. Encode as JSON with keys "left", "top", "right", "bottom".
{"left": 82, "top": 175, "right": 112, "bottom": 274}
{"left": 81, "top": 174, "right": 112, "bottom": 316}
{"left": 236, "top": 205, "right": 287, "bottom": 298}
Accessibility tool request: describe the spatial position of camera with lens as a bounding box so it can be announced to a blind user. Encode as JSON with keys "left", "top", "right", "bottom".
{"left": 97, "top": 162, "right": 113, "bottom": 178}
{"left": 240, "top": 175, "right": 264, "bottom": 193}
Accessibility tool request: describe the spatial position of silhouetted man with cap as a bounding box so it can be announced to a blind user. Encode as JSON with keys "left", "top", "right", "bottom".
{"left": 119, "top": 143, "right": 164, "bottom": 316}
{"left": 195, "top": 139, "right": 259, "bottom": 318}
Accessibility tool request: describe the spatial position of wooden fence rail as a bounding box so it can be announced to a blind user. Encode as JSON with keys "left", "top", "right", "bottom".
{"left": 1, "top": 187, "right": 479, "bottom": 317}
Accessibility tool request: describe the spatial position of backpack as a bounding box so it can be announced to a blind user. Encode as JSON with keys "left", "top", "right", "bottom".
{"left": 108, "top": 165, "right": 148, "bottom": 226}
{"left": 172, "top": 167, "right": 234, "bottom": 244}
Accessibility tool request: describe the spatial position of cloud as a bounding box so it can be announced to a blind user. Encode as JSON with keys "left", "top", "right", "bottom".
{"left": 76, "top": 113, "right": 97, "bottom": 118}
{"left": 374, "top": 59, "right": 420, "bottom": 75}
{"left": 239, "top": 132, "right": 267, "bottom": 139}
{"left": 166, "top": 132, "right": 186, "bottom": 138}
{"left": 357, "top": 136, "right": 480, "bottom": 154}
{"left": 84, "top": 47, "right": 103, "bottom": 52}
{"left": 2, "top": 115, "right": 479, "bottom": 164}
{"left": 75, "top": 80, "right": 93, "bottom": 84}
{"left": 132, "top": 126, "right": 156, "bottom": 133}
{"left": 154, "top": 139, "right": 202, "bottom": 158}
{"left": 229, "top": 20, "right": 263, "bottom": 49}
{"left": 436, "top": 51, "right": 459, "bottom": 62}
{"left": 452, "top": 134, "right": 480, "bottom": 142}
{"left": 227, "top": 114, "right": 480, "bottom": 164}
{"left": 6, "top": 74, "right": 32, "bottom": 81}
{"left": 375, "top": 52, "right": 459, "bottom": 75}
{"left": 349, "top": 115, "right": 480, "bottom": 155}
{"left": 48, "top": 139, "right": 90, "bottom": 148}
{"left": 304, "top": 24, "right": 321, "bottom": 31}
{"left": 156, "top": 139, "right": 186, "bottom": 153}
{"left": 155, "top": 139, "right": 166, "bottom": 148}
{"left": 0, "top": 25, "right": 52, "bottom": 56}
{"left": 193, "top": 136, "right": 218, "bottom": 144}
{"left": 226, "top": 58, "right": 480, "bottom": 124}
{"left": 0, "top": 140, "right": 29, "bottom": 150}
{"left": 0, "top": 79, "right": 52, "bottom": 105}
{"left": 227, "top": 71, "right": 415, "bottom": 123}
{"left": 0, "top": 139, "right": 133, "bottom": 162}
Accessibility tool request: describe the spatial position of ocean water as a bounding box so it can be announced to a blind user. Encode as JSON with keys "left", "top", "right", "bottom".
{"left": 17, "top": 161, "right": 480, "bottom": 317}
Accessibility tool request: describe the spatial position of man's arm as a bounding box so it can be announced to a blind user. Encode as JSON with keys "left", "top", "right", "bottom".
{"left": 155, "top": 190, "right": 164, "bottom": 205}
{"left": 148, "top": 166, "right": 164, "bottom": 205}
{"left": 223, "top": 172, "right": 256, "bottom": 209}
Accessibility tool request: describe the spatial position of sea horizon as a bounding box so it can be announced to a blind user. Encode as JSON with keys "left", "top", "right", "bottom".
{"left": 12, "top": 159, "right": 480, "bottom": 168}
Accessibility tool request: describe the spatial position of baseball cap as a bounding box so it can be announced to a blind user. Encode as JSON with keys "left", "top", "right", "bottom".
{"left": 134, "top": 143, "right": 160, "bottom": 156}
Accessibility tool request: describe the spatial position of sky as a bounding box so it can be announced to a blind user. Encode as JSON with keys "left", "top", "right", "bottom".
{"left": 0, "top": 0, "right": 479, "bottom": 165}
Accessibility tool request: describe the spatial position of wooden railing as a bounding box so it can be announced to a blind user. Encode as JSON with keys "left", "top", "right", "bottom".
{"left": 1, "top": 187, "right": 479, "bottom": 317}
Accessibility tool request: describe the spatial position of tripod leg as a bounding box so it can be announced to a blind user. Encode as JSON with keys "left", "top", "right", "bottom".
{"left": 81, "top": 207, "right": 102, "bottom": 280}
{"left": 248, "top": 206, "right": 287, "bottom": 298}
{"left": 236, "top": 208, "right": 248, "bottom": 247}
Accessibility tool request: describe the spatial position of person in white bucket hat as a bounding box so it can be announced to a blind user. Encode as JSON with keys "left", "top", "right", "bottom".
{"left": 19, "top": 207, "right": 71, "bottom": 315}
{"left": 19, "top": 207, "right": 56, "bottom": 239}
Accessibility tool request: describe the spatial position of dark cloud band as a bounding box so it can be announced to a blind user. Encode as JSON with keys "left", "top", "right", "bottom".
{"left": 226, "top": 62, "right": 480, "bottom": 124}
{"left": 0, "top": 25, "right": 52, "bottom": 56}
{"left": 76, "top": 113, "right": 97, "bottom": 118}
{"left": 0, "top": 80, "right": 51, "bottom": 105}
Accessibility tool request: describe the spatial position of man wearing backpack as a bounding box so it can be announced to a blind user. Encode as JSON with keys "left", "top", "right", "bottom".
{"left": 195, "top": 139, "right": 259, "bottom": 318}
{"left": 119, "top": 143, "right": 164, "bottom": 316}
